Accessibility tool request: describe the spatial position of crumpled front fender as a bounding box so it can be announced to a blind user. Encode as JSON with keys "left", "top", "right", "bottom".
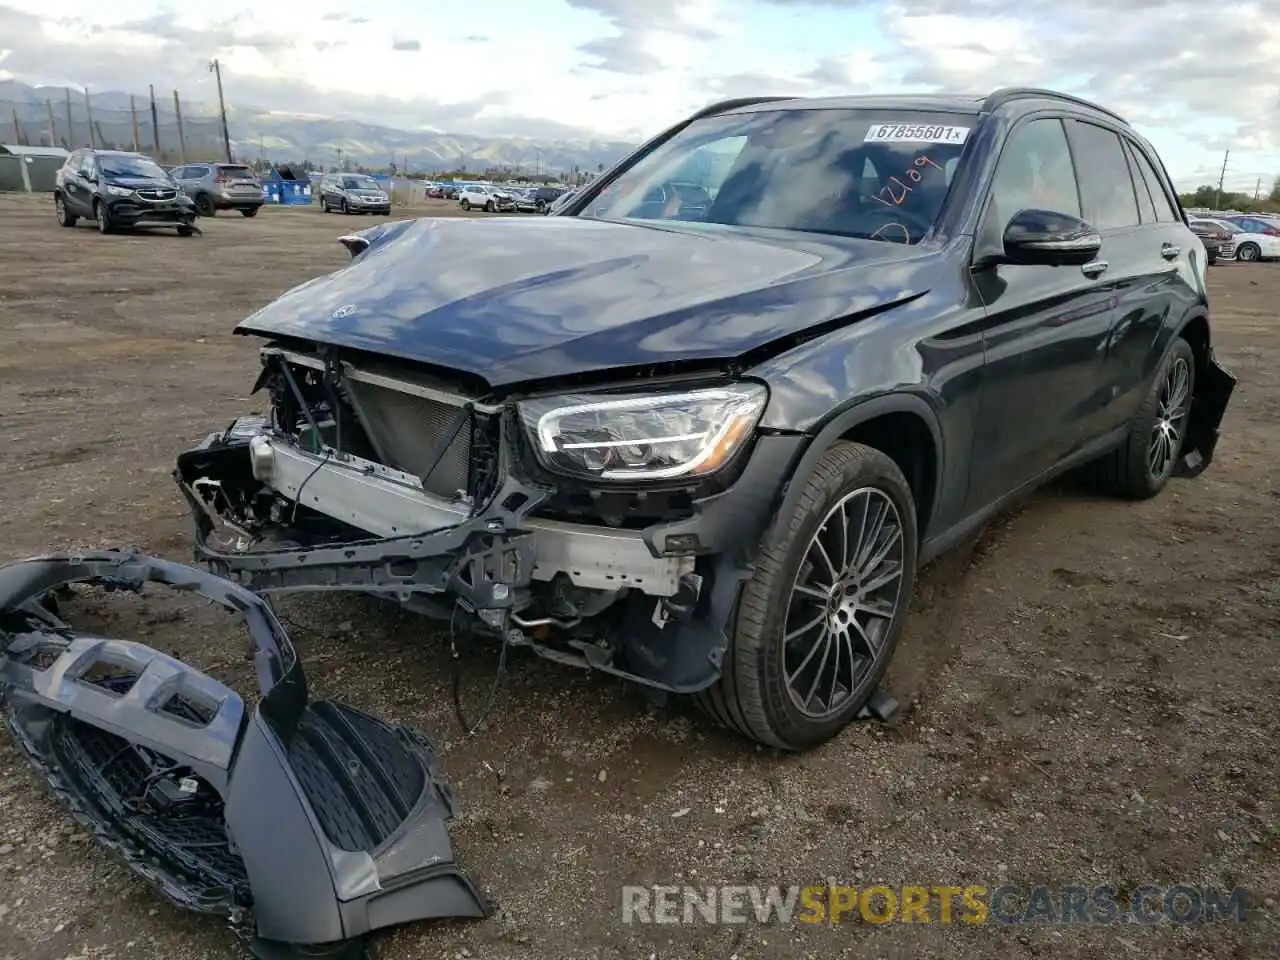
{"left": 0, "top": 551, "right": 487, "bottom": 958}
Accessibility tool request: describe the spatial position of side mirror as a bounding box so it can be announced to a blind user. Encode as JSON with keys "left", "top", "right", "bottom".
{"left": 77, "top": 169, "right": 94, "bottom": 182}
{"left": 1001, "top": 208, "right": 1102, "bottom": 266}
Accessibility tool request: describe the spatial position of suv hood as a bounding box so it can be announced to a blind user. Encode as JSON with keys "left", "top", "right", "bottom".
{"left": 237, "top": 216, "right": 940, "bottom": 386}
{"left": 107, "top": 176, "right": 177, "bottom": 190}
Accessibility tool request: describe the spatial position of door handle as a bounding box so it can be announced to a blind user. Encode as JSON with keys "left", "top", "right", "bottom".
{"left": 1161, "top": 243, "right": 1180, "bottom": 260}
{"left": 1081, "top": 260, "right": 1108, "bottom": 278}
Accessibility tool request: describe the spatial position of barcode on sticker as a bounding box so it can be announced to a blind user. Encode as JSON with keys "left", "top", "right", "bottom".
{"left": 864, "top": 124, "right": 970, "bottom": 145}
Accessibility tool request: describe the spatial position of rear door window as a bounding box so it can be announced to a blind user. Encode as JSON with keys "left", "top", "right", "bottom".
{"left": 1126, "top": 143, "right": 1179, "bottom": 222}
{"left": 1063, "top": 120, "right": 1140, "bottom": 230}
{"left": 1122, "top": 142, "right": 1157, "bottom": 224}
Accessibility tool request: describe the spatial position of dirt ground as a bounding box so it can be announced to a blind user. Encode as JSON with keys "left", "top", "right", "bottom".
{"left": 0, "top": 191, "right": 1276, "bottom": 960}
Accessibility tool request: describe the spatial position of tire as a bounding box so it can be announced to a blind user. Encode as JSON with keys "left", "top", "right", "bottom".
{"left": 240, "top": 207, "right": 259, "bottom": 218}
{"left": 696, "top": 442, "right": 918, "bottom": 750}
{"left": 1083, "top": 337, "right": 1195, "bottom": 501}
{"left": 55, "top": 193, "right": 77, "bottom": 227}
{"left": 340, "top": 199, "right": 349, "bottom": 214}
{"left": 94, "top": 200, "right": 113, "bottom": 234}
{"left": 461, "top": 199, "right": 471, "bottom": 211}
{"left": 486, "top": 200, "right": 495, "bottom": 212}
{"left": 177, "top": 224, "right": 194, "bottom": 237}
{"left": 1236, "top": 242, "right": 1260, "bottom": 263}
{"left": 536, "top": 200, "right": 547, "bottom": 214}
{"left": 195, "top": 194, "right": 215, "bottom": 217}
{"left": 1207, "top": 253, "right": 1217, "bottom": 266}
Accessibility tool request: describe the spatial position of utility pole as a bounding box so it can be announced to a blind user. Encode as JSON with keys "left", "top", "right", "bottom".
{"left": 64, "top": 89, "right": 74, "bottom": 148}
{"left": 1214, "top": 149, "right": 1229, "bottom": 210}
{"left": 173, "top": 90, "right": 187, "bottom": 163}
{"left": 209, "top": 59, "right": 233, "bottom": 162}
{"left": 129, "top": 95, "right": 141, "bottom": 150}
{"left": 11, "top": 107, "right": 21, "bottom": 145}
{"left": 45, "top": 100, "right": 57, "bottom": 148}
{"left": 84, "top": 87, "right": 96, "bottom": 149}
{"left": 1254, "top": 176, "right": 1262, "bottom": 202}
{"left": 149, "top": 85, "right": 161, "bottom": 156}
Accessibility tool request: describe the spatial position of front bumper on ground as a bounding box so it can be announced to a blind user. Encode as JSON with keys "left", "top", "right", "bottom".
{"left": 175, "top": 416, "right": 805, "bottom": 693}
{"left": 0, "top": 552, "right": 486, "bottom": 959}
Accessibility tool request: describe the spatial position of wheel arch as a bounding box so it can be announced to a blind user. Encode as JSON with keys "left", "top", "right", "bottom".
{"left": 775, "top": 393, "right": 944, "bottom": 544}
{"left": 1174, "top": 311, "right": 1211, "bottom": 381}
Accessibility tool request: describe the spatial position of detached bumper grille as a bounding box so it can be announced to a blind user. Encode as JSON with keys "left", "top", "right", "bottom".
{"left": 344, "top": 378, "right": 472, "bottom": 499}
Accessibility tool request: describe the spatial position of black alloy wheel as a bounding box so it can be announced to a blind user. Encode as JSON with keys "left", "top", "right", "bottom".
{"left": 94, "top": 200, "right": 113, "bottom": 234}
{"left": 697, "top": 442, "right": 918, "bottom": 750}
{"left": 55, "top": 194, "right": 76, "bottom": 227}
{"left": 1147, "top": 351, "right": 1193, "bottom": 485}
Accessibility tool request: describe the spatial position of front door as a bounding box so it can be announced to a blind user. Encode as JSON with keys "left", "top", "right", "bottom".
{"left": 966, "top": 115, "right": 1119, "bottom": 511}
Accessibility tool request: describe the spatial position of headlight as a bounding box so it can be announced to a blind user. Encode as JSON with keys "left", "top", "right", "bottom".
{"left": 105, "top": 185, "right": 134, "bottom": 197}
{"left": 519, "top": 384, "right": 767, "bottom": 481}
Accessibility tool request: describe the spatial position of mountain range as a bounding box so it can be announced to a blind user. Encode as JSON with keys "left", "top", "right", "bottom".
{"left": 0, "top": 80, "right": 637, "bottom": 175}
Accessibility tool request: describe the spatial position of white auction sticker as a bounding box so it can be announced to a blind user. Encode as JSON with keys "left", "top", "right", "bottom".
{"left": 864, "top": 123, "right": 970, "bottom": 145}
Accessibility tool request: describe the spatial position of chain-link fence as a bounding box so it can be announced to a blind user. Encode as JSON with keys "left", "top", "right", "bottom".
{"left": 1, "top": 92, "right": 229, "bottom": 164}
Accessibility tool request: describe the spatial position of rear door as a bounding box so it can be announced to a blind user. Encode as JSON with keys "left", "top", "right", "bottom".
{"left": 1061, "top": 120, "right": 1190, "bottom": 437}
{"left": 1100, "top": 137, "right": 1202, "bottom": 426}
{"left": 61, "top": 150, "right": 88, "bottom": 213}
{"left": 966, "top": 115, "right": 1119, "bottom": 510}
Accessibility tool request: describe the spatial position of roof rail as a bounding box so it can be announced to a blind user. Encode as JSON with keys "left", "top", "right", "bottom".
{"left": 689, "top": 96, "right": 798, "bottom": 121}
{"left": 981, "top": 87, "right": 1128, "bottom": 125}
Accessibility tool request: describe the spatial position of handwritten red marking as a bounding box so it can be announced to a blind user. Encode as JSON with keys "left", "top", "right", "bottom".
{"left": 871, "top": 155, "right": 945, "bottom": 208}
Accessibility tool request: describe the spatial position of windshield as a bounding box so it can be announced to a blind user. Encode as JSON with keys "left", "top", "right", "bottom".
{"left": 100, "top": 155, "right": 169, "bottom": 180}
{"left": 342, "top": 176, "right": 379, "bottom": 190}
{"left": 578, "top": 108, "right": 972, "bottom": 244}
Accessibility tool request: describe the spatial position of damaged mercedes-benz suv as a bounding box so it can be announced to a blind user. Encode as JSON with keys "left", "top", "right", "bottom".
{"left": 177, "top": 89, "right": 1236, "bottom": 751}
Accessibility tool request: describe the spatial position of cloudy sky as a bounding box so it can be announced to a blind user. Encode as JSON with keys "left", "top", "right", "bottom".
{"left": 0, "top": 0, "right": 1277, "bottom": 191}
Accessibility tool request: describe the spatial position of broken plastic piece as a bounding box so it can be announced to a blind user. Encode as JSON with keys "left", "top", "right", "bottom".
{"left": 855, "top": 689, "right": 900, "bottom": 723}
{"left": 0, "top": 552, "right": 488, "bottom": 957}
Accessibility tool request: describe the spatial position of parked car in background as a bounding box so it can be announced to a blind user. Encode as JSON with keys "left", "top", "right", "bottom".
{"left": 180, "top": 88, "right": 1235, "bottom": 751}
{"left": 459, "top": 184, "right": 515, "bottom": 212}
{"left": 443, "top": 184, "right": 461, "bottom": 199}
{"left": 545, "top": 188, "right": 577, "bottom": 215}
{"left": 318, "top": 174, "right": 391, "bottom": 215}
{"left": 171, "top": 163, "right": 264, "bottom": 217}
{"left": 1219, "top": 215, "right": 1280, "bottom": 262}
{"left": 54, "top": 149, "right": 198, "bottom": 235}
{"left": 512, "top": 188, "right": 540, "bottom": 213}
{"left": 426, "top": 183, "right": 445, "bottom": 199}
{"left": 1187, "top": 218, "right": 1232, "bottom": 264}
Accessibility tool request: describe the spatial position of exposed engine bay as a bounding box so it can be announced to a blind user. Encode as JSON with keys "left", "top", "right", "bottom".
{"left": 174, "top": 344, "right": 802, "bottom": 695}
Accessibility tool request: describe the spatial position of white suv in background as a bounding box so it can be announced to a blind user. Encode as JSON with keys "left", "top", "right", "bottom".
{"left": 458, "top": 185, "right": 515, "bottom": 212}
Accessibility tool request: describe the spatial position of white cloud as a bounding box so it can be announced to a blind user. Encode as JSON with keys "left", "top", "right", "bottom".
{"left": 0, "top": 0, "right": 1276, "bottom": 189}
